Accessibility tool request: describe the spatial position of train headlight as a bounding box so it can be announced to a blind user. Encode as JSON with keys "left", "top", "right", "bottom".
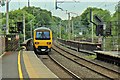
{"left": 35, "top": 42, "right": 39, "bottom": 44}
{"left": 47, "top": 42, "right": 51, "bottom": 45}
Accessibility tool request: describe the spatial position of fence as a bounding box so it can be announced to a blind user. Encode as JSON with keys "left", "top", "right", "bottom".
{"left": 5, "top": 34, "right": 19, "bottom": 51}
{"left": 57, "top": 38, "right": 101, "bottom": 52}
{"left": 103, "top": 36, "right": 120, "bottom": 51}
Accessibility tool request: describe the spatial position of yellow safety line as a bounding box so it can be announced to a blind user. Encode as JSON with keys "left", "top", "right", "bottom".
{"left": 18, "top": 51, "right": 23, "bottom": 80}
{"left": 23, "top": 52, "right": 39, "bottom": 78}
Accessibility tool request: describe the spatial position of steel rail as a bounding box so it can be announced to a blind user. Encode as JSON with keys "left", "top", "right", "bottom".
{"left": 52, "top": 44, "right": 120, "bottom": 79}
{"left": 48, "top": 54, "right": 83, "bottom": 80}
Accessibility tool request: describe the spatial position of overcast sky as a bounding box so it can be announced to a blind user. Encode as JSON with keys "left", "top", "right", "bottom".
{"left": 0, "top": 0, "right": 119, "bottom": 20}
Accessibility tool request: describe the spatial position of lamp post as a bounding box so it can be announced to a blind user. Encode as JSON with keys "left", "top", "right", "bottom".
{"left": 72, "top": 20, "right": 74, "bottom": 40}
{"left": 67, "top": 12, "right": 78, "bottom": 40}
{"left": 6, "top": 0, "right": 9, "bottom": 34}
{"left": 28, "top": 0, "right": 30, "bottom": 7}
{"left": 59, "top": 20, "right": 62, "bottom": 39}
{"left": 23, "top": 13, "right": 25, "bottom": 41}
{"left": 28, "top": 20, "right": 33, "bottom": 38}
{"left": 55, "top": 0, "right": 78, "bottom": 40}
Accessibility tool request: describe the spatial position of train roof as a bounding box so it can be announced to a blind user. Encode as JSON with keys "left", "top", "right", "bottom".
{"left": 34, "top": 27, "right": 51, "bottom": 31}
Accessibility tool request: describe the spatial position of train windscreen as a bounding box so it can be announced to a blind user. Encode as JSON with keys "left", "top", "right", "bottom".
{"left": 36, "top": 31, "right": 50, "bottom": 40}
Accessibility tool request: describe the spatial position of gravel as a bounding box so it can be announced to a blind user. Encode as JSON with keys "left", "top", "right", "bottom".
{"left": 50, "top": 49, "right": 106, "bottom": 79}
{"left": 38, "top": 55, "right": 75, "bottom": 79}
{"left": 55, "top": 41, "right": 120, "bottom": 74}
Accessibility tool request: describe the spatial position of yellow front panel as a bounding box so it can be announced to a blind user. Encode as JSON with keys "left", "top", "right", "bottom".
{"left": 33, "top": 30, "right": 52, "bottom": 49}
{"left": 34, "top": 40, "right": 52, "bottom": 48}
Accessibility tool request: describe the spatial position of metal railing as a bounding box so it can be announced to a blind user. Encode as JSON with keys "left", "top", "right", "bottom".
{"left": 57, "top": 38, "right": 101, "bottom": 52}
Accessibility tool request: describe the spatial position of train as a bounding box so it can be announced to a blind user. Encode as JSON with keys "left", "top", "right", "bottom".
{"left": 33, "top": 27, "right": 52, "bottom": 54}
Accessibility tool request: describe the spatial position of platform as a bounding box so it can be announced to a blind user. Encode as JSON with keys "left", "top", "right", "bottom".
{"left": 94, "top": 51, "right": 120, "bottom": 58}
{"left": 23, "top": 51, "right": 58, "bottom": 78}
{"left": 94, "top": 51, "right": 120, "bottom": 65}
{"left": 2, "top": 51, "right": 58, "bottom": 79}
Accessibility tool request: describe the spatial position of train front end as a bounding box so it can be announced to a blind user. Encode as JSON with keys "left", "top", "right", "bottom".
{"left": 33, "top": 27, "right": 52, "bottom": 54}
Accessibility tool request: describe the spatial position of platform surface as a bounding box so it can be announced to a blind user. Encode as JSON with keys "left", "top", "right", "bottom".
{"left": 23, "top": 51, "right": 58, "bottom": 78}
{"left": 2, "top": 52, "right": 19, "bottom": 78}
{"left": 94, "top": 51, "right": 120, "bottom": 58}
{"left": 2, "top": 51, "right": 58, "bottom": 79}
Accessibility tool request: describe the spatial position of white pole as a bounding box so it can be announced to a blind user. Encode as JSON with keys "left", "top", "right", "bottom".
{"left": 72, "top": 21, "right": 74, "bottom": 40}
{"left": 31, "top": 22, "right": 32, "bottom": 38}
{"left": 66, "top": 25, "right": 67, "bottom": 33}
{"left": 57, "top": 25, "right": 58, "bottom": 38}
{"left": 23, "top": 13, "right": 25, "bottom": 41}
{"left": 28, "top": 0, "right": 30, "bottom": 7}
{"left": 103, "top": 24, "right": 106, "bottom": 51}
{"left": 68, "top": 13, "right": 70, "bottom": 40}
{"left": 91, "top": 10, "right": 94, "bottom": 43}
{"left": 6, "top": 0, "right": 9, "bottom": 34}
{"left": 59, "top": 25, "right": 61, "bottom": 39}
{"left": 59, "top": 21, "right": 61, "bottom": 39}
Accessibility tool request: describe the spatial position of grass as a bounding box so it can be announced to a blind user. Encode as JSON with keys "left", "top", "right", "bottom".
{"left": 84, "top": 55, "right": 96, "bottom": 60}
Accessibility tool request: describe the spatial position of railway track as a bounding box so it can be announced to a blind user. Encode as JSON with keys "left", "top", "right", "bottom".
{"left": 38, "top": 54, "right": 82, "bottom": 80}
{"left": 52, "top": 43, "right": 120, "bottom": 79}
{"left": 48, "top": 54, "right": 82, "bottom": 80}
